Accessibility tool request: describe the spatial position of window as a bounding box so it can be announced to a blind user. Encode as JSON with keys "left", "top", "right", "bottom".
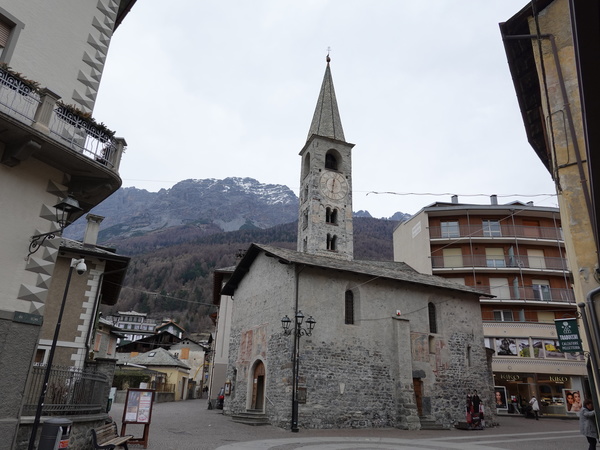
{"left": 441, "top": 221, "right": 459, "bottom": 238}
{"left": 327, "top": 234, "right": 337, "bottom": 251}
{"left": 442, "top": 248, "right": 463, "bottom": 267}
{"left": 0, "top": 11, "right": 23, "bottom": 62}
{"left": 326, "top": 207, "right": 337, "bottom": 224}
{"left": 0, "top": 19, "right": 10, "bottom": 58}
{"left": 493, "top": 310, "right": 514, "bottom": 322}
{"left": 345, "top": 290, "right": 354, "bottom": 324}
{"left": 532, "top": 280, "right": 551, "bottom": 301}
{"left": 325, "top": 151, "right": 338, "bottom": 170}
{"left": 486, "top": 248, "right": 506, "bottom": 268}
{"left": 428, "top": 302, "right": 437, "bottom": 333}
{"left": 482, "top": 219, "right": 501, "bottom": 236}
{"left": 302, "top": 210, "right": 308, "bottom": 229}
{"left": 527, "top": 249, "right": 546, "bottom": 269}
{"left": 489, "top": 278, "right": 510, "bottom": 300}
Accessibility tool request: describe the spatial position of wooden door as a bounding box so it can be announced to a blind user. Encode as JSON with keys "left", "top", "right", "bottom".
{"left": 251, "top": 361, "right": 265, "bottom": 410}
{"left": 413, "top": 378, "right": 423, "bottom": 416}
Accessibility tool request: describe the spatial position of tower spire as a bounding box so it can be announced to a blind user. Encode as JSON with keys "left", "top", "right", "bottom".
{"left": 306, "top": 55, "right": 345, "bottom": 142}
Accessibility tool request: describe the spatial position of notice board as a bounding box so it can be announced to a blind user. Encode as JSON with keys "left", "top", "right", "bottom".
{"left": 121, "top": 388, "right": 155, "bottom": 448}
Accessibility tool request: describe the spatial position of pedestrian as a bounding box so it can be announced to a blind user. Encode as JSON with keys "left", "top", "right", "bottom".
{"left": 529, "top": 395, "right": 540, "bottom": 420}
{"left": 579, "top": 399, "right": 598, "bottom": 450}
{"left": 472, "top": 390, "right": 481, "bottom": 413}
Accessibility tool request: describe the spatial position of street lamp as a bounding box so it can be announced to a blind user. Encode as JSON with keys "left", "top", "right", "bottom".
{"left": 28, "top": 196, "right": 82, "bottom": 258}
{"left": 28, "top": 258, "right": 88, "bottom": 450}
{"left": 281, "top": 310, "right": 316, "bottom": 432}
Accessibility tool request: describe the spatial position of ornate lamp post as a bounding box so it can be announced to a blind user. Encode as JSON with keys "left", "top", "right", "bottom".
{"left": 281, "top": 310, "right": 316, "bottom": 432}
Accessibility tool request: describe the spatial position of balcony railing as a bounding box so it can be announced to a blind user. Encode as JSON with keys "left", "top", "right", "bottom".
{"left": 432, "top": 254, "right": 569, "bottom": 271}
{"left": 430, "top": 224, "right": 563, "bottom": 241}
{"left": 0, "top": 66, "right": 124, "bottom": 170}
{"left": 476, "top": 285, "right": 575, "bottom": 303}
{"left": 21, "top": 365, "right": 109, "bottom": 416}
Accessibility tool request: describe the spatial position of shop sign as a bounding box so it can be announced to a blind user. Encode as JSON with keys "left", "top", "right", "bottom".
{"left": 554, "top": 318, "right": 583, "bottom": 353}
{"left": 499, "top": 373, "right": 521, "bottom": 381}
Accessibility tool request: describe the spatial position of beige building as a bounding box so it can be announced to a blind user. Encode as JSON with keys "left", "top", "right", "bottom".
{"left": 0, "top": 1, "right": 135, "bottom": 446}
{"left": 393, "top": 197, "right": 584, "bottom": 416}
{"left": 501, "top": 0, "right": 600, "bottom": 404}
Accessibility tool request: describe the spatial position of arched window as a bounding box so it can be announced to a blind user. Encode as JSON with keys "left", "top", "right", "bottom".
{"left": 428, "top": 302, "right": 437, "bottom": 334}
{"left": 302, "top": 153, "right": 311, "bottom": 179}
{"left": 326, "top": 207, "right": 338, "bottom": 224}
{"left": 325, "top": 152, "right": 338, "bottom": 170}
{"left": 326, "top": 234, "right": 337, "bottom": 251}
{"left": 345, "top": 290, "right": 354, "bottom": 324}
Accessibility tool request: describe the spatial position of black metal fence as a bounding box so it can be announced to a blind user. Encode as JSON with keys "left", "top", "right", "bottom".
{"left": 21, "top": 365, "right": 109, "bottom": 416}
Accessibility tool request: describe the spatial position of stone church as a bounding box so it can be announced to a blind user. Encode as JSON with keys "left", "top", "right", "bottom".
{"left": 217, "top": 57, "right": 493, "bottom": 430}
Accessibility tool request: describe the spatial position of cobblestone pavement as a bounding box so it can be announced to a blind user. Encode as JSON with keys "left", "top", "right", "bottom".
{"left": 109, "top": 399, "right": 583, "bottom": 450}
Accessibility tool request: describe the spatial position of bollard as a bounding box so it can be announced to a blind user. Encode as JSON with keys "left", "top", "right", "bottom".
{"left": 38, "top": 418, "right": 72, "bottom": 450}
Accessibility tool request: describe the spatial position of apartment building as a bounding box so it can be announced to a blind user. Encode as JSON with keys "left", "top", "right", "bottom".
{"left": 0, "top": 1, "right": 135, "bottom": 446}
{"left": 393, "top": 196, "right": 585, "bottom": 416}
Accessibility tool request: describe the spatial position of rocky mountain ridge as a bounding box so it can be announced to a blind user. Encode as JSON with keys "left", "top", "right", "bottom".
{"left": 64, "top": 177, "right": 411, "bottom": 243}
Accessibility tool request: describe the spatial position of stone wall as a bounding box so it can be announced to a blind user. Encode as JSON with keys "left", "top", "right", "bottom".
{"left": 224, "top": 253, "right": 494, "bottom": 430}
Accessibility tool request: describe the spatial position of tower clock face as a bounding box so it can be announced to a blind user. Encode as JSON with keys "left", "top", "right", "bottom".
{"left": 320, "top": 171, "right": 348, "bottom": 201}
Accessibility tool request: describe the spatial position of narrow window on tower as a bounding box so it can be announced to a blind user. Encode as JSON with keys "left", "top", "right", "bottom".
{"left": 326, "top": 207, "right": 338, "bottom": 224}
{"left": 326, "top": 234, "right": 337, "bottom": 251}
{"left": 428, "top": 302, "right": 437, "bottom": 334}
{"left": 302, "top": 210, "right": 308, "bottom": 229}
{"left": 345, "top": 290, "right": 354, "bottom": 324}
{"left": 325, "top": 152, "right": 338, "bottom": 170}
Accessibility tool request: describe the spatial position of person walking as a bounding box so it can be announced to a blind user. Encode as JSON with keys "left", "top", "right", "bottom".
{"left": 529, "top": 395, "right": 540, "bottom": 420}
{"left": 579, "top": 399, "right": 598, "bottom": 450}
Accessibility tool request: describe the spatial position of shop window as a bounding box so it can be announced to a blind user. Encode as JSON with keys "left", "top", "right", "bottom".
{"left": 495, "top": 337, "right": 517, "bottom": 356}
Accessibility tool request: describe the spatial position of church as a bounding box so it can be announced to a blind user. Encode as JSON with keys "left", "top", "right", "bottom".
{"left": 216, "top": 56, "right": 493, "bottom": 430}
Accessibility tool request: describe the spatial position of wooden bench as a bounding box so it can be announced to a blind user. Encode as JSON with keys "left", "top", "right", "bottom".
{"left": 91, "top": 422, "right": 133, "bottom": 450}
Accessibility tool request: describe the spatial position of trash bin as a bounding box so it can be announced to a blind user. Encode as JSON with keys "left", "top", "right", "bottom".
{"left": 38, "top": 418, "right": 72, "bottom": 450}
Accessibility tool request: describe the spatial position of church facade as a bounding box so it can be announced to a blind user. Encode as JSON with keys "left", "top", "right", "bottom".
{"left": 218, "top": 58, "right": 494, "bottom": 430}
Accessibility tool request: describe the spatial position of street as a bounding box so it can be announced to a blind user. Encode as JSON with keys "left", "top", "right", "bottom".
{"left": 108, "top": 399, "right": 585, "bottom": 450}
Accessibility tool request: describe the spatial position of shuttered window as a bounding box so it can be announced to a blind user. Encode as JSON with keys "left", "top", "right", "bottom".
{"left": 0, "top": 19, "right": 10, "bottom": 49}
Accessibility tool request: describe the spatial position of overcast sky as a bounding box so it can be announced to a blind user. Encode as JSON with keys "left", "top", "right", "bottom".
{"left": 93, "top": 0, "right": 557, "bottom": 219}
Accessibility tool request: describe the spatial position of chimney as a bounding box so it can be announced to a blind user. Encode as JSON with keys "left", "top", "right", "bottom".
{"left": 527, "top": 201, "right": 534, "bottom": 206}
{"left": 451, "top": 195, "right": 458, "bottom": 204}
{"left": 83, "top": 214, "right": 104, "bottom": 246}
{"left": 490, "top": 195, "right": 498, "bottom": 205}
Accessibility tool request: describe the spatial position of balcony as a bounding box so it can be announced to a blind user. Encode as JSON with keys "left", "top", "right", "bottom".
{"left": 0, "top": 66, "right": 124, "bottom": 213}
{"left": 431, "top": 254, "right": 569, "bottom": 273}
{"left": 429, "top": 224, "right": 562, "bottom": 241}
{"left": 477, "top": 285, "right": 576, "bottom": 304}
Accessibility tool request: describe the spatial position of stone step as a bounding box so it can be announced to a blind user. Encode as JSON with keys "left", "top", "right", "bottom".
{"left": 420, "top": 419, "right": 451, "bottom": 430}
{"left": 231, "top": 410, "right": 270, "bottom": 426}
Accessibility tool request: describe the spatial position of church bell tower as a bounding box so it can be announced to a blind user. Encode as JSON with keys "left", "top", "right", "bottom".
{"left": 297, "top": 56, "right": 355, "bottom": 260}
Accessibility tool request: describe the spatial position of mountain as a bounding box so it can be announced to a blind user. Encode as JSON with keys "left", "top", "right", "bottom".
{"left": 64, "top": 177, "right": 412, "bottom": 243}
{"left": 64, "top": 177, "right": 299, "bottom": 241}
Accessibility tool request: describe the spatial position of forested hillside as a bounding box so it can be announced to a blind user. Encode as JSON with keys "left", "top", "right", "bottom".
{"left": 102, "top": 217, "right": 400, "bottom": 333}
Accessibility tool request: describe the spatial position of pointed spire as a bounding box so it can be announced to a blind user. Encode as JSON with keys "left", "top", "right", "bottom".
{"left": 307, "top": 54, "right": 346, "bottom": 142}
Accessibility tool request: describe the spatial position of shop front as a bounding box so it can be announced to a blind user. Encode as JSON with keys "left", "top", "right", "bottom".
{"left": 493, "top": 372, "right": 585, "bottom": 416}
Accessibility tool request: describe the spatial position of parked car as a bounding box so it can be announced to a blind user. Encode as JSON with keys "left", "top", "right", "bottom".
{"left": 216, "top": 387, "right": 225, "bottom": 409}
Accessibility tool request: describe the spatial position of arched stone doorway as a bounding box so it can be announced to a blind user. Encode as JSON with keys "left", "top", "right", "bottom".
{"left": 250, "top": 360, "right": 265, "bottom": 410}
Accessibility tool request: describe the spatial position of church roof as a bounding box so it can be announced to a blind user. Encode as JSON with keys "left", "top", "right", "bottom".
{"left": 306, "top": 56, "right": 346, "bottom": 142}
{"left": 221, "top": 243, "right": 491, "bottom": 298}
